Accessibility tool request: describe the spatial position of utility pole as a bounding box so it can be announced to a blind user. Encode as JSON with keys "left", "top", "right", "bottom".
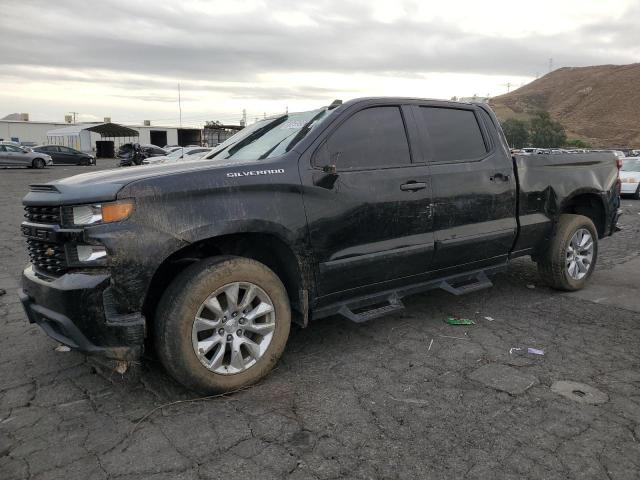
{"left": 68, "top": 112, "right": 78, "bottom": 124}
{"left": 548, "top": 58, "right": 554, "bottom": 73}
{"left": 177, "top": 83, "right": 183, "bottom": 128}
{"left": 241, "top": 109, "right": 247, "bottom": 127}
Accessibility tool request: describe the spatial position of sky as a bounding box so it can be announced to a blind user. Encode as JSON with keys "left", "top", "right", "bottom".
{"left": 1, "top": 0, "right": 639, "bottom": 126}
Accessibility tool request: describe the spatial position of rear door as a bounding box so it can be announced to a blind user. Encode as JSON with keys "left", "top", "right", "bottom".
{"left": 301, "top": 104, "right": 435, "bottom": 297}
{"left": 43, "top": 146, "right": 63, "bottom": 163}
{"left": 57, "top": 146, "right": 78, "bottom": 164}
{"left": 414, "top": 104, "right": 517, "bottom": 270}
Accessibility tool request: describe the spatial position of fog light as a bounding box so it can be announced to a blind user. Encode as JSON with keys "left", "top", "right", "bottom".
{"left": 76, "top": 245, "right": 107, "bottom": 262}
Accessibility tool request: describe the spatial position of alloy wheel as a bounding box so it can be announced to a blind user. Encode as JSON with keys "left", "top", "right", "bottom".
{"left": 191, "top": 282, "right": 276, "bottom": 374}
{"left": 566, "top": 228, "right": 594, "bottom": 280}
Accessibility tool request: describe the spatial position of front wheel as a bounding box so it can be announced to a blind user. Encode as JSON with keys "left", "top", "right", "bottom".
{"left": 155, "top": 256, "right": 291, "bottom": 394}
{"left": 32, "top": 158, "right": 46, "bottom": 169}
{"left": 537, "top": 214, "right": 598, "bottom": 291}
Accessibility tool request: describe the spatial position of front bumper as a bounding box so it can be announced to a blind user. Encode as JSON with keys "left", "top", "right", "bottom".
{"left": 20, "top": 266, "right": 144, "bottom": 361}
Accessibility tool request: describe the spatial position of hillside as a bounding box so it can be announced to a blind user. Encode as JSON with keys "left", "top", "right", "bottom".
{"left": 489, "top": 64, "right": 640, "bottom": 148}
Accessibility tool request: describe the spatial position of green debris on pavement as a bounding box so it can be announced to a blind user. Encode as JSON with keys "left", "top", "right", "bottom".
{"left": 445, "top": 316, "right": 475, "bottom": 325}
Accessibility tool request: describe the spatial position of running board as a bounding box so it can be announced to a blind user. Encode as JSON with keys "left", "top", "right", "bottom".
{"left": 337, "top": 293, "right": 405, "bottom": 323}
{"left": 312, "top": 264, "right": 505, "bottom": 324}
{"left": 437, "top": 271, "right": 493, "bottom": 296}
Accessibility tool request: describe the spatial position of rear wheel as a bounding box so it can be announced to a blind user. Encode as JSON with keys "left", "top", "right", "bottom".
{"left": 32, "top": 158, "right": 46, "bottom": 169}
{"left": 537, "top": 214, "right": 598, "bottom": 291}
{"left": 155, "top": 256, "right": 291, "bottom": 394}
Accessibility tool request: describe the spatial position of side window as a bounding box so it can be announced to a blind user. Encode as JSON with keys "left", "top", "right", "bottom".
{"left": 6, "top": 145, "right": 22, "bottom": 152}
{"left": 48, "top": 146, "right": 60, "bottom": 153}
{"left": 320, "top": 106, "right": 411, "bottom": 170}
{"left": 420, "top": 107, "right": 487, "bottom": 162}
{"left": 0, "top": 146, "right": 6, "bottom": 152}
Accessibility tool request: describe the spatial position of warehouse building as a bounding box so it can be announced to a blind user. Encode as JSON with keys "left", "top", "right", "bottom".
{"left": 0, "top": 115, "right": 207, "bottom": 156}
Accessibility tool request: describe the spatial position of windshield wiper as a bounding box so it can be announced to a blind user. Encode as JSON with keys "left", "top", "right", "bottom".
{"left": 206, "top": 115, "right": 287, "bottom": 160}
{"left": 224, "top": 115, "right": 288, "bottom": 158}
{"left": 285, "top": 109, "right": 327, "bottom": 153}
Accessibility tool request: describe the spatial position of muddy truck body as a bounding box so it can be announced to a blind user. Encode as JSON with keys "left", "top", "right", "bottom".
{"left": 19, "top": 98, "right": 621, "bottom": 393}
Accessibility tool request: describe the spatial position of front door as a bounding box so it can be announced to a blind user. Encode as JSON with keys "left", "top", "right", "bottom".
{"left": 414, "top": 104, "right": 517, "bottom": 270}
{"left": 301, "top": 104, "right": 435, "bottom": 297}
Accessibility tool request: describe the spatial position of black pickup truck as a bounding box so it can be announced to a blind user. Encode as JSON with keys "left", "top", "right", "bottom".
{"left": 19, "top": 98, "right": 621, "bottom": 393}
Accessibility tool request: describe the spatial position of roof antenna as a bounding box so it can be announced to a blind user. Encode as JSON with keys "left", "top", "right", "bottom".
{"left": 328, "top": 99, "right": 342, "bottom": 110}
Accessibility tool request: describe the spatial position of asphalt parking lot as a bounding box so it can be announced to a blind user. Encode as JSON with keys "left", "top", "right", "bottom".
{"left": 1, "top": 161, "right": 639, "bottom": 480}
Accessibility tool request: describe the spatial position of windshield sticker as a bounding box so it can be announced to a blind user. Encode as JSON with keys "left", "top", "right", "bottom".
{"left": 227, "top": 169, "right": 285, "bottom": 178}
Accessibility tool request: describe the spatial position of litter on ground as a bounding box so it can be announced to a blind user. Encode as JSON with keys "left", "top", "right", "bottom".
{"left": 446, "top": 316, "right": 475, "bottom": 325}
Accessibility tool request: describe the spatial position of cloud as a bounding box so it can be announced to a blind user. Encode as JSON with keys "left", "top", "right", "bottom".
{"left": 0, "top": 0, "right": 638, "bottom": 121}
{"left": 2, "top": 0, "right": 638, "bottom": 81}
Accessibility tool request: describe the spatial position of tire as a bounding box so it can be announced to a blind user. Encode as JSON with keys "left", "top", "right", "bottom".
{"left": 537, "top": 214, "right": 598, "bottom": 291}
{"left": 633, "top": 186, "right": 640, "bottom": 200}
{"left": 32, "top": 158, "right": 46, "bottom": 169}
{"left": 155, "top": 256, "right": 291, "bottom": 394}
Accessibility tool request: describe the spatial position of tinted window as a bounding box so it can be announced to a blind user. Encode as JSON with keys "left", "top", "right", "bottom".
{"left": 420, "top": 107, "right": 487, "bottom": 162}
{"left": 6, "top": 145, "right": 22, "bottom": 152}
{"left": 46, "top": 146, "right": 60, "bottom": 152}
{"left": 323, "top": 106, "right": 411, "bottom": 170}
{"left": 59, "top": 146, "right": 74, "bottom": 153}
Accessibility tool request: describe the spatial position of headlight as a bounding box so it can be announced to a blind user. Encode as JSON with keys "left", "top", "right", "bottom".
{"left": 71, "top": 200, "right": 134, "bottom": 226}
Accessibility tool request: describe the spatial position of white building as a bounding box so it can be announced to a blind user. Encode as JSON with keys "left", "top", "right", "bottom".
{"left": 0, "top": 118, "right": 201, "bottom": 155}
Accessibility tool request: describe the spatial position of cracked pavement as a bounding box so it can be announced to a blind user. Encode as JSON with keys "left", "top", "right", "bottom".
{"left": 1, "top": 161, "right": 639, "bottom": 479}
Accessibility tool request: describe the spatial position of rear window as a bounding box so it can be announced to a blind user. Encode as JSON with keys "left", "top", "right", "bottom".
{"left": 420, "top": 107, "right": 487, "bottom": 162}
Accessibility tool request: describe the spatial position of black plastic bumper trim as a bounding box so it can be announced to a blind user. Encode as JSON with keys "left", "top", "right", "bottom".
{"left": 19, "top": 289, "right": 142, "bottom": 361}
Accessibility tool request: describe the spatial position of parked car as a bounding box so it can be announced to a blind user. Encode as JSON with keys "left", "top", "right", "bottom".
{"left": 0, "top": 143, "right": 52, "bottom": 168}
{"left": 32, "top": 145, "right": 95, "bottom": 166}
{"left": 117, "top": 143, "right": 167, "bottom": 166}
{"left": 142, "top": 146, "right": 213, "bottom": 165}
{"left": 620, "top": 157, "right": 640, "bottom": 199}
{"left": 19, "top": 98, "right": 621, "bottom": 394}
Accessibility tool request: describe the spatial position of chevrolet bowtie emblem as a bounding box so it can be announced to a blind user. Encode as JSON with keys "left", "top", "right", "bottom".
{"left": 45, "top": 247, "right": 55, "bottom": 257}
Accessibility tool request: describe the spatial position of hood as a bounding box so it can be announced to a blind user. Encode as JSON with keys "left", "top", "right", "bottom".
{"left": 23, "top": 159, "right": 240, "bottom": 206}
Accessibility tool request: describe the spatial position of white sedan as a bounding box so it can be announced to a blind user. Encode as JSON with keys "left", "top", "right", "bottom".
{"left": 620, "top": 157, "right": 640, "bottom": 199}
{"left": 143, "top": 146, "right": 212, "bottom": 165}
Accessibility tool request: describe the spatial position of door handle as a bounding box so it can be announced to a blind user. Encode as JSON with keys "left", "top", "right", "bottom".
{"left": 400, "top": 181, "right": 427, "bottom": 191}
{"left": 490, "top": 172, "right": 510, "bottom": 182}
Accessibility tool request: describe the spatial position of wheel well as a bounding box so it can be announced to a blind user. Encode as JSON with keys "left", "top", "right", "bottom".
{"left": 560, "top": 194, "right": 605, "bottom": 237}
{"left": 143, "top": 233, "right": 307, "bottom": 329}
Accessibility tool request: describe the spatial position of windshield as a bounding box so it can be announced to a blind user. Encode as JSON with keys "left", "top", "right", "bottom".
{"left": 205, "top": 108, "right": 332, "bottom": 162}
{"left": 621, "top": 158, "right": 640, "bottom": 171}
